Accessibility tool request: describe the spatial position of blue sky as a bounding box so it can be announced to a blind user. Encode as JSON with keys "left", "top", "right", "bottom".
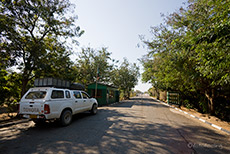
{"left": 71, "top": 0, "right": 187, "bottom": 92}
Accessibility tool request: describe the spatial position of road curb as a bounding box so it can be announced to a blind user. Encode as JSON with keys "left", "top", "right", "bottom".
{"left": 0, "top": 119, "right": 30, "bottom": 128}
{"left": 154, "top": 98, "right": 230, "bottom": 135}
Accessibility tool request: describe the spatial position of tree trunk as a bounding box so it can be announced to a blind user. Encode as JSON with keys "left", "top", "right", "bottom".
{"left": 21, "top": 78, "right": 29, "bottom": 98}
{"left": 21, "top": 63, "right": 34, "bottom": 98}
{"left": 127, "top": 90, "right": 130, "bottom": 99}
{"left": 205, "top": 89, "right": 215, "bottom": 115}
{"left": 156, "top": 88, "right": 160, "bottom": 100}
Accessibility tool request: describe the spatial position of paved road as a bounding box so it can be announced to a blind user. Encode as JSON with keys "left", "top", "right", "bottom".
{"left": 1, "top": 96, "right": 230, "bottom": 154}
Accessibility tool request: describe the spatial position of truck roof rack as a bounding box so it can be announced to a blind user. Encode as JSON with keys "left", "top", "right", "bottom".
{"left": 34, "top": 78, "right": 85, "bottom": 90}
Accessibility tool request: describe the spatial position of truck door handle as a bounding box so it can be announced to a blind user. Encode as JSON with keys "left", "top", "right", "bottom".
{"left": 75, "top": 101, "right": 78, "bottom": 103}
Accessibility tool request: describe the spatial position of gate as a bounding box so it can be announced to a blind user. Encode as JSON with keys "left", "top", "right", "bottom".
{"left": 167, "top": 92, "right": 180, "bottom": 105}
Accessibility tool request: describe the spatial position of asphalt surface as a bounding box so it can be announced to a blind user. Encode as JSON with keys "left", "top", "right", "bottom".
{"left": 0, "top": 95, "right": 230, "bottom": 154}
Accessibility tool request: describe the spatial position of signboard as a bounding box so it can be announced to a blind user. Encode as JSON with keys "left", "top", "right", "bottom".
{"left": 167, "top": 92, "right": 180, "bottom": 105}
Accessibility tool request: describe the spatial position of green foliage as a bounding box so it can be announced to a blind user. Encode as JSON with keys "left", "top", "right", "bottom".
{"left": 0, "top": 1, "right": 140, "bottom": 115}
{"left": 111, "top": 58, "right": 140, "bottom": 99}
{"left": 0, "top": 69, "right": 10, "bottom": 106}
{"left": 0, "top": 0, "right": 83, "bottom": 95}
{"left": 33, "top": 39, "right": 76, "bottom": 82}
{"left": 141, "top": 0, "right": 230, "bottom": 118}
{"left": 74, "top": 47, "right": 116, "bottom": 86}
{"left": 0, "top": 69, "right": 21, "bottom": 112}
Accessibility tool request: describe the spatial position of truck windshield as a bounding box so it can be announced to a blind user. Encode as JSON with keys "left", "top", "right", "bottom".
{"left": 25, "top": 91, "right": 46, "bottom": 99}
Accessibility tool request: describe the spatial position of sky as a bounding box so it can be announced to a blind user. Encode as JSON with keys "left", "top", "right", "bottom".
{"left": 71, "top": 0, "right": 187, "bottom": 92}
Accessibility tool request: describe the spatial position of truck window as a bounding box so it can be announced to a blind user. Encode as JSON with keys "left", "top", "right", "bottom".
{"left": 65, "top": 91, "right": 71, "bottom": 98}
{"left": 82, "top": 92, "right": 89, "bottom": 99}
{"left": 51, "top": 90, "right": 64, "bottom": 99}
{"left": 25, "top": 91, "right": 46, "bottom": 99}
{"left": 73, "top": 91, "right": 81, "bottom": 99}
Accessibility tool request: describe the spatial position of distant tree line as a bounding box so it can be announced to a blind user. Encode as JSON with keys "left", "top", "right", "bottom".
{"left": 141, "top": 0, "right": 230, "bottom": 120}
{"left": 74, "top": 47, "right": 140, "bottom": 100}
{"left": 0, "top": 0, "right": 139, "bottom": 112}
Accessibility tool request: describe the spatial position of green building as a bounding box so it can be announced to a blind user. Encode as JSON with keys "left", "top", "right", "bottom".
{"left": 87, "top": 83, "right": 120, "bottom": 106}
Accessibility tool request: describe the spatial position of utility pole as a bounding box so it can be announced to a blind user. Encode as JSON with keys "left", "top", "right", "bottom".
{"left": 95, "top": 80, "right": 98, "bottom": 98}
{"left": 95, "top": 66, "right": 99, "bottom": 98}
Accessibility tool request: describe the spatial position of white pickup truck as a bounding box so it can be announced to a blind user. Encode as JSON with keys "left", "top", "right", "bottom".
{"left": 18, "top": 87, "right": 98, "bottom": 126}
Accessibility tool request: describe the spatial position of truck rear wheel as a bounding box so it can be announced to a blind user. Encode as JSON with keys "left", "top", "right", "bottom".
{"left": 60, "top": 110, "right": 72, "bottom": 126}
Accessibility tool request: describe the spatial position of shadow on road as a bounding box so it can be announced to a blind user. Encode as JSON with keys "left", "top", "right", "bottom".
{"left": 1, "top": 99, "right": 229, "bottom": 154}
{"left": 109, "top": 97, "right": 168, "bottom": 109}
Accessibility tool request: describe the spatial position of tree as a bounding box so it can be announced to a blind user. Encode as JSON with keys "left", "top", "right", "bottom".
{"left": 170, "top": 0, "right": 230, "bottom": 114}
{"left": 0, "top": 70, "right": 11, "bottom": 106}
{"left": 0, "top": 0, "right": 83, "bottom": 96}
{"left": 141, "top": 0, "right": 230, "bottom": 116}
{"left": 0, "top": 70, "right": 21, "bottom": 113}
{"left": 74, "top": 47, "right": 116, "bottom": 86}
{"left": 33, "top": 39, "right": 77, "bottom": 82}
{"left": 111, "top": 58, "right": 140, "bottom": 99}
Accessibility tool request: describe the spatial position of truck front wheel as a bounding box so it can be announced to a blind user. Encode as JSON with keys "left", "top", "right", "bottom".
{"left": 90, "top": 104, "right": 98, "bottom": 115}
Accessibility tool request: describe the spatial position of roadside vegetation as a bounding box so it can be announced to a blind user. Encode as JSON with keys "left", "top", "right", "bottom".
{"left": 0, "top": 0, "right": 139, "bottom": 116}
{"left": 140, "top": 0, "right": 230, "bottom": 120}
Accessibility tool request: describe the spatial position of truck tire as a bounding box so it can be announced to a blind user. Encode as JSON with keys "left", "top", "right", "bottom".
{"left": 90, "top": 104, "right": 97, "bottom": 115}
{"left": 60, "top": 110, "right": 72, "bottom": 126}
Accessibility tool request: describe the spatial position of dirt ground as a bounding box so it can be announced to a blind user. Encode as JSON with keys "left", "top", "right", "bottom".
{"left": 0, "top": 112, "right": 18, "bottom": 123}
{"left": 156, "top": 95, "right": 230, "bottom": 133}
{"left": 179, "top": 106, "right": 230, "bottom": 132}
